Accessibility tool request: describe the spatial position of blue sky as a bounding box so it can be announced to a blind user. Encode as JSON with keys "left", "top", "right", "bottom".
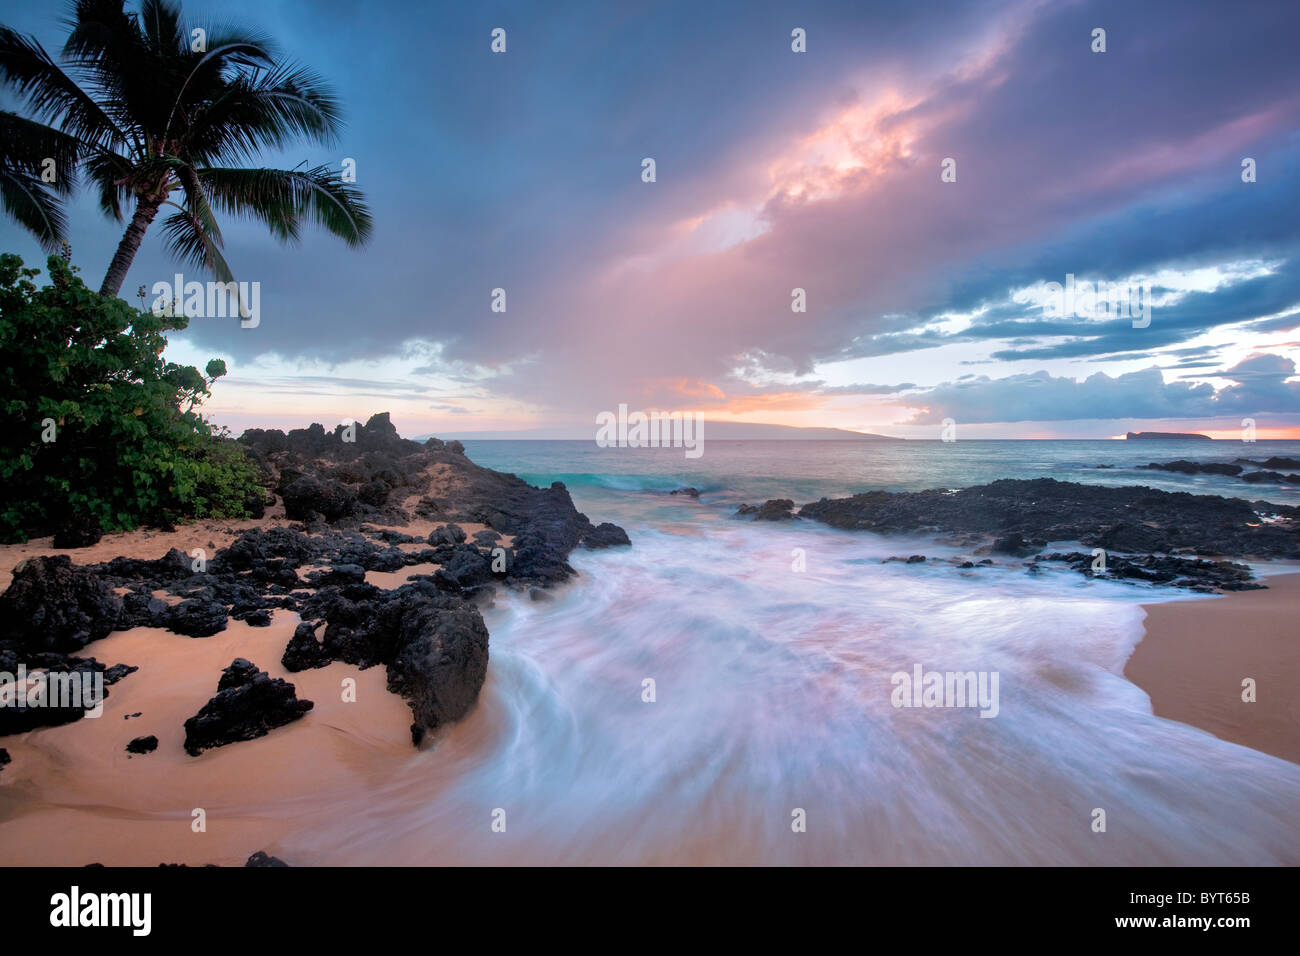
{"left": 1, "top": 0, "right": 1298, "bottom": 437}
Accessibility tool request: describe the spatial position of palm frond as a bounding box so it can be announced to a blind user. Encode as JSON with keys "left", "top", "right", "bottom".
{"left": 199, "top": 163, "right": 372, "bottom": 246}
{"left": 159, "top": 201, "right": 232, "bottom": 282}
{"left": 0, "top": 25, "right": 124, "bottom": 148}
{"left": 0, "top": 168, "right": 69, "bottom": 251}
{"left": 0, "top": 110, "right": 82, "bottom": 194}
{"left": 188, "top": 62, "right": 343, "bottom": 165}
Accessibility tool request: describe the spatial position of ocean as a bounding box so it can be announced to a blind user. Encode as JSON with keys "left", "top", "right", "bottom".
{"left": 291, "top": 440, "right": 1300, "bottom": 864}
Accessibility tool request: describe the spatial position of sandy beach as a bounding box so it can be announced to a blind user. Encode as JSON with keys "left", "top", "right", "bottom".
{"left": 1126, "top": 571, "right": 1300, "bottom": 765}
{"left": 0, "top": 510, "right": 509, "bottom": 866}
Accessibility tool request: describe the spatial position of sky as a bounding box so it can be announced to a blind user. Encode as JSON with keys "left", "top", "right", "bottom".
{"left": 2, "top": 0, "right": 1298, "bottom": 439}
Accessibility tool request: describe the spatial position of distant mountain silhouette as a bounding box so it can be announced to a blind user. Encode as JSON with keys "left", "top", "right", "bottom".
{"left": 1125, "top": 431, "right": 1212, "bottom": 440}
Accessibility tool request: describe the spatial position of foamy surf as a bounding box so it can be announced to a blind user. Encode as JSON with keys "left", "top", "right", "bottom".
{"left": 281, "top": 508, "right": 1300, "bottom": 865}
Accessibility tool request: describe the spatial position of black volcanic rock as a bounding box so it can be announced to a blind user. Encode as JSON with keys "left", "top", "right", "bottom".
{"left": 434, "top": 546, "right": 493, "bottom": 588}
{"left": 582, "top": 522, "right": 632, "bottom": 548}
{"left": 0, "top": 653, "right": 113, "bottom": 735}
{"left": 126, "top": 735, "right": 158, "bottom": 754}
{"left": 1236, "top": 456, "right": 1300, "bottom": 470}
{"left": 991, "top": 533, "right": 1039, "bottom": 556}
{"left": 1034, "top": 552, "right": 1262, "bottom": 592}
{"left": 183, "top": 660, "right": 313, "bottom": 756}
{"left": 103, "top": 663, "right": 137, "bottom": 684}
{"left": 670, "top": 487, "right": 701, "bottom": 498}
{"left": 167, "top": 599, "right": 228, "bottom": 637}
{"left": 217, "top": 658, "right": 261, "bottom": 691}
{"left": 246, "top": 851, "right": 289, "bottom": 867}
{"left": 386, "top": 589, "right": 490, "bottom": 743}
{"left": 1138, "top": 460, "right": 1242, "bottom": 476}
{"left": 279, "top": 474, "right": 357, "bottom": 522}
{"left": 284, "top": 580, "right": 489, "bottom": 741}
{"left": 1241, "top": 471, "right": 1286, "bottom": 484}
{"left": 797, "top": 478, "right": 1299, "bottom": 562}
{"left": 428, "top": 523, "right": 467, "bottom": 547}
{"left": 737, "top": 499, "right": 796, "bottom": 521}
{"left": 0, "top": 556, "right": 122, "bottom": 654}
{"left": 282, "top": 622, "right": 331, "bottom": 671}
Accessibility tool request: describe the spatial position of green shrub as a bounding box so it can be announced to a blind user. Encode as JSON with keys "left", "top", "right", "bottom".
{"left": 0, "top": 252, "right": 266, "bottom": 543}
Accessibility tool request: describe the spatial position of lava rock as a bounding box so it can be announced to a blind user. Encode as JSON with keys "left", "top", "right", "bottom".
{"left": 103, "top": 663, "right": 138, "bottom": 684}
{"left": 279, "top": 475, "right": 357, "bottom": 522}
{"left": 434, "top": 547, "right": 492, "bottom": 589}
{"left": 246, "top": 851, "right": 289, "bottom": 867}
{"left": 281, "top": 622, "right": 331, "bottom": 671}
{"left": 737, "top": 499, "right": 796, "bottom": 521}
{"left": 582, "top": 522, "right": 632, "bottom": 548}
{"left": 798, "top": 478, "right": 1299, "bottom": 560}
{"left": 182, "top": 660, "right": 313, "bottom": 756}
{"left": 0, "top": 556, "right": 122, "bottom": 653}
{"left": 1138, "top": 460, "right": 1242, "bottom": 476}
{"left": 427, "top": 524, "right": 467, "bottom": 547}
{"left": 126, "top": 735, "right": 158, "bottom": 754}
{"left": 167, "top": 599, "right": 229, "bottom": 637}
{"left": 218, "top": 658, "right": 261, "bottom": 691}
{"left": 1035, "top": 551, "right": 1262, "bottom": 592}
{"left": 991, "top": 533, "right": 1038, "bottom": 557}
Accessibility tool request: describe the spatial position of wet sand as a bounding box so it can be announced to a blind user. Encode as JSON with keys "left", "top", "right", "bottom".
{"left": 0, "top": 612, "right": 418, "bottom": 866}
{"left": 1126, "top": 572, "right": 1300, "bottom": 765}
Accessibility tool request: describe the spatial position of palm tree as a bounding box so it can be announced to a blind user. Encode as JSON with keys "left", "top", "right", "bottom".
{"left": 0, "top": 0, "right": 371, "bottom": 298}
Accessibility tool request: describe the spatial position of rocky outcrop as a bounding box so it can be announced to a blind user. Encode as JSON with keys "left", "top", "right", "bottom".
{"left": 1032, "top": 552, "right": 1262, "bottom": 592}
{"left": 795, "top": 478, "right": 1299, "bottom": 591}
{"left": 0, "top": 651, "right": 129, "bottom": 735}
{"left": 736, "top": 499, "right": 797, "bottom": 521}
{"left": 284, "top": 582, "right": 489, "bottom": 744}
{"left": 182, "top": 659, "right": 313, "bottom": 756}
{"left": 0, "top": 414, "right": 629, "bottom": 748}
{"left": 1138, "top": 460, "right": 1242, "bottom": 476}
{"left": 0, "top": 556, "right": 122, "bottom": 653}
{"left": 1136, "top": 459, "right": 1299, "bottom": 485}
{"left": 798, "top": 479, "right": 1298, "bottom": 560}
{"left": 1237, "top": 456, "right": 1300, "bottom": 470}
{"left": 582, "top": 522, "right": 632, "bottom": 548}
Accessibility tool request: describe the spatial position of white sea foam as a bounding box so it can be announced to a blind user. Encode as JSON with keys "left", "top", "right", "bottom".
{"left": 289, "top": 507, "right": 1300, "bottom": 865}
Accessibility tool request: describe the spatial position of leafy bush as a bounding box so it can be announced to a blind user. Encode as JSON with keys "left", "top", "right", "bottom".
{"left": 0, "top": 252, "right": 266, "bottom": 543}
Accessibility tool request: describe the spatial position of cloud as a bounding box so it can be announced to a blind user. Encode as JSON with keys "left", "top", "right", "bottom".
{"left": 899, "top": 355, "right": 1299, "bottom": 424}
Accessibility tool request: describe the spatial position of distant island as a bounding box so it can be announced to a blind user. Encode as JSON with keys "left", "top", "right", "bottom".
{"left": 1125, "top": 431, "right": 1212, "bottom": 440}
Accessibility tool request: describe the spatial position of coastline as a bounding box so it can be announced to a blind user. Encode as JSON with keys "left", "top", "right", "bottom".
{"left": 1126, "top": 571, "right": 1300, "bottom": 765}
{"left": 2, "top": 426, "right": 1297, "bottom": 864}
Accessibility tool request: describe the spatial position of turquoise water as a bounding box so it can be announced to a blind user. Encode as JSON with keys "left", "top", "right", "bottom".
{"left": 463, "top": 438, "right": 1300, "bottom": 522}
{"left": 290, "top": 440, "right": 1300, "bottom": 865}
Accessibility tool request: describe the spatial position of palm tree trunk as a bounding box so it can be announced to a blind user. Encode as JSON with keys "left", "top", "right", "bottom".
{"left": 99, "top": 196, "right": 163, "bottom": 298}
